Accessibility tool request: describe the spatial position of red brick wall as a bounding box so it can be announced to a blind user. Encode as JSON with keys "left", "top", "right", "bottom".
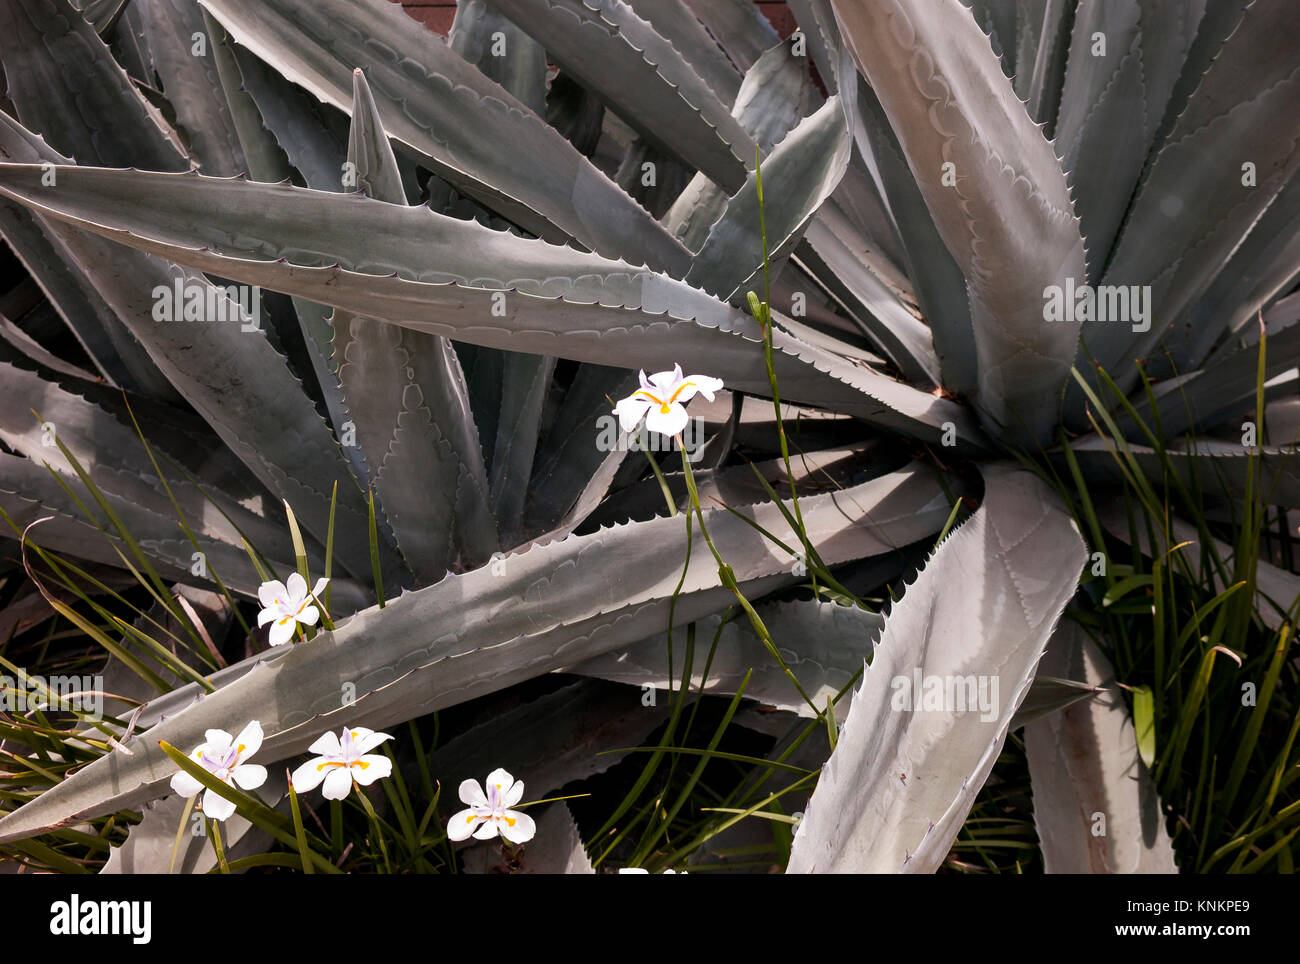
{"left": 397, "top": 1, "right": 796, "bottom": 38}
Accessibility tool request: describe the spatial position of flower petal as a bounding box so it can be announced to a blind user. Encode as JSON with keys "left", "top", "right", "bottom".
{"left": 322, "top": 767, "right": 353, "bottom": 801}
{"left": 232, "top": 720, "right": 263, "bottom": 760}
{"left": 500, "top": 809, "right": 536, "bottom": 844}
{"left": 310, "top": 577, "right": 329, "bottom": 598}
{"left": 257, "top": 580, "right": 287, "bottom": 610}
{"left": 231, "top": 763, "right": 267, "bottom": 790}
{"left": 297, "top": 605, "right": 320, "bottom": 627}
{"left": 352, "top": 755, "right": 392, "bottom": 786}
{"left": 203, "top": 729, "right": 232, "bottom": 750}
{"left": 502, "top": 779, "right": 525, "bottom": 809}
{"left": 307, "top": 730, "right": 341, "bottom": 757}
{"left": 256, "top": 607, "right": 278, "bottom": 628}
{"left": 169, "top": 770, "right": 203, "bottom": 798}
{"left": 471, "top": 819, "right": 500, "bottom": 840}
{"left": 458, "top": 778, "right": 487, "bottom": 808}
{"left": 354, "top": 729, "right": 394, "bottom": 755}
{"left": 268, "top": 617, "right": 297, "bottom": 646}
{"left": 644, "top": 403, "right": 688, "bottom": 437}
{"left": 202, "top": 788, "right": 236, "bottom": 822}
{"left": 647, "top": 368, "right": 679, "bottom": 392}
{"left": 446, "top": 809, "right": 481, "bottom": 841}
{"left": 290, "top": 758, "right": 329, "bottom": 793}
{"left": 285, "top": 571, "right": 308, "bottom": 602}
{"left": 484, "top": 768, "right": 514, "bottom": 798}
{"left": 614, "top": 396, "right": 652, "bottom": 433}
{"left": 689, "top": 375, "right": 724, "bottom": 401}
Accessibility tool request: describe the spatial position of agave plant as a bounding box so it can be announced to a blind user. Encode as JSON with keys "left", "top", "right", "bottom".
{"left": 0, "top": 0, "right": 1295, "bottom": 873}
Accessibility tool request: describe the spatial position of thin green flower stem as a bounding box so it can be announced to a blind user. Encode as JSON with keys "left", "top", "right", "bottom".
{"left": 208, "top": 818, "right": 230, "bottom": 874}
{"left": 755, "top": 147, "right": 818, "bottom": 600}
{"left": 353, "top": 785, "right": 392, "bottom": 873}
{"left": 643, "top": 445, "right": 679, "bottom": 517}
{"left": 676, "top": 433, "right": 824, "bottom": 719}
{"left": 168, "top": 795, "right": 197, "bottom": 875}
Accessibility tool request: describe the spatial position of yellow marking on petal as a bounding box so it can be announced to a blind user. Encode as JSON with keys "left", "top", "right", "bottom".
{"left": 356, "top": 761, "right": 369, "bottom": 769}
{"left": 634, "top": 390, "right": 664, "bottom": 406}
{"left": 668, "top": 381, "right": 695, "bottom": 403}
{"left": 504, "top": 815, "right": 516, "bottom": 827}
{"left": 316, "top": 761, "right": 348, "bottom": 771}
{"left": 466, "top": 815, "right": 477, "bottom": 825}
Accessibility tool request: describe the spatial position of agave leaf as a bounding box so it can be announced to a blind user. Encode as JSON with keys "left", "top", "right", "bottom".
{"left": 331, "top": 69, "right": 496, "bottom": 580}
{"left": 686, "top": 57, "right": 857, "bottom": 305}
{"left": 831, "top": 0, "right": 1086, "bottom": 446}
{"left": 622, "top": 0, "right": 743, "bottom": 104}
{"left": 197, "top": 0, "right": 691, "bottom": 277}
{"left": 224, "top": 41, "right": 349, "bottom": 191}
{"left": 0, "top": 314, "right": 100, "bottom": 383}
{"left": 1148, "top": 0, "right": 1251, "bottom": 155}
{"left": 1068, "top": 437, "right": 1300, "bottom": 511}
{"left": 0, "top": 136, "right": 385, "bottom": 578}
{"left": 964, "top": 0, "right": 1018, "bottom": 78}
{"left": 136, "top": 0, "right": 248, "bottom": 175}
{"left": 1191, "top": 175, "right": 1300, "bottom": 370}
{"left": 789, "top": 0, "right": 861, "bottom": 96}
{"left": 210, "top": 30, "right": 378, "bottom": 496}
{"left": 1131, "top": 315, "right": 1300, "bottom": 438}
{"left": 101, "top": 770, "right": 286, "bottom": 875}
{"left": 851, "top": 80, "right": 977, "bottom": 398}
{"left": 203, "top": 13, "right": 299, "bottom": 188}
{"left": 0, "top": 187, "right": 136, "bottom": 388}
{"left": 448, "top": 5, "right": 563, "bottom": 547}
{"left": 0, "top": 362, "right": 300, "bottom": 565}
{"left": 1025, "top": 620, "right": 1178, "bottom": 873}
{"left": 524, "top": 365, "right": 639, "bottom": 535}
{"left": 430, "top": 680, "right": 669, "bottom": 803}
{"left": 0, "top": 452, "right": 299, "bottom": 599}
{"left": 488, "top": 0, "right": 755, "bottom": 194}
{"left": 1009, "top": 673, "right": 1100, "bottom": 731}
{"left": 589, "top": 443, "right": 897, "bottom": 527}
{"left": 449, "top": 0, "right": 549, "bottom": 116}
{"left": 1055, "top": 0, "right": 1204, "bottom": 275}
{"left": 461, "top": 803, "right": 593, "bottom": 874}
{"left": 0, "top": 465, "right": 954, "bottom": 842}
{"left": 798, "top": 212, "right": 941, "bottom": 385}
{"left": 1091, "top": 0, "right": 1300, "bottom": 397}
{"left": 0, "top": 164, "right": 983, "bottom": 449}
{"left": 0, "top": 0, "right": 188, "bottom": 170}
{"left": 663, "top": 39, "right": 815, "bottom": 254}
{"left": 679, "top": 0, "right": 778, "bottom": 72}
{"left": 69, "top": 0, "right": 130, "bottom": 36}
{"left": 0, "top": 69, "right": 180, "bottom": 400}
{"left": 786, "top": 467, "right": 1087, "bottom": 872}
{"left": 1021, "top": 0, "right": 1072, "bottom": 131}
{"left": 566, "top": 599, "right": 886, "bottom": 718}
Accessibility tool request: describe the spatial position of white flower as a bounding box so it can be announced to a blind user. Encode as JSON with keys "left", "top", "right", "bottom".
{"left": 612, "top": 364, "right": 724, "bottom": 437}
{"left": 289, "top": 726, "right": 394, "bottom": 801}
{"left": 446, "top": 768, "right": 536, "bottom": 845}
{"left": 257, "top": 572, "right": 329, "bottom": 646}
{"left": 169, "top": 721, "right": 268, "bottom": 822}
